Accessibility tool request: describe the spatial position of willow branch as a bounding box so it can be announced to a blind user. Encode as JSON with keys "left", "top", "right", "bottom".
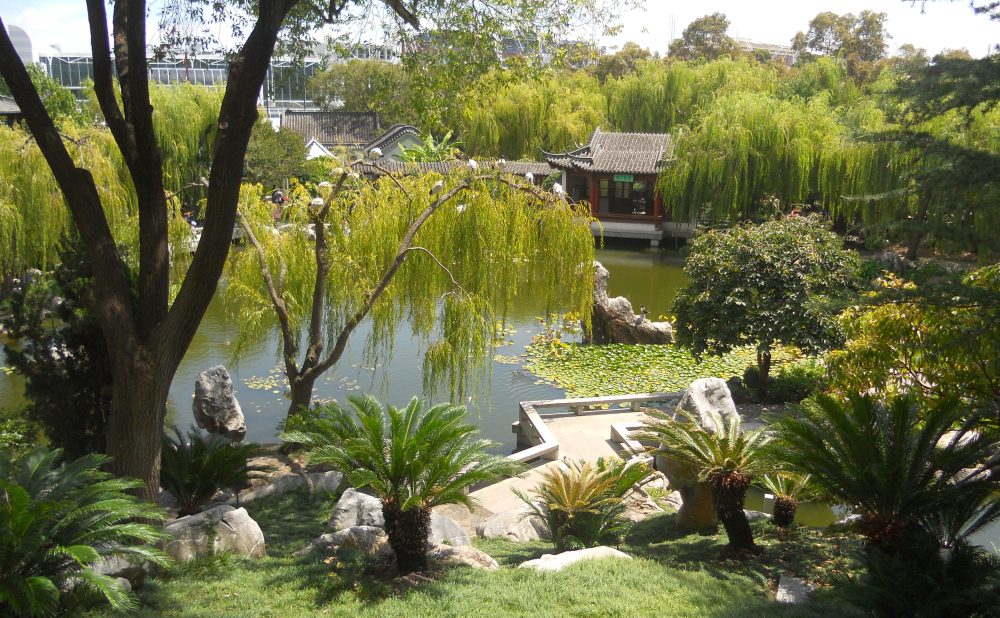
{"left": 403, "top": 246, "right": 464, "bottom": 291}
{"left": 237, "top": 211, "right": 300, "bottom": 380}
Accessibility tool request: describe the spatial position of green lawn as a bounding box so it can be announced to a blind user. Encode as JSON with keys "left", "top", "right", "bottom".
{"left": 90, "top": 490, "right": 863, "bottom": 618}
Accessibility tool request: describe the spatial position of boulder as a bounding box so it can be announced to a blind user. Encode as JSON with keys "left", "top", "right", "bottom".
{"left": 676, "top": 378, "right": 740, "bottom": 433}
{"left": 477, "top": 506, "right": 551, "bottom": 542}
{"left": 433, "top": 503, "right": 493, "bottom": 538}
{"left": 164, "top": 505, "right": 265, "bottom": 562}
{"left": 586, "top": 261, "right": 673, "bottom": 344}
{"left": 428, "top": 545, "right": 499, "bottom": 571}
{"left": 93, "top": 556, "right": 146, "bottom": 589}
{"left": 829, "top": 514, "right": 865, "bottom": 533}
{"left": 430, "top": 511, "right": 471, "bottom": 547}
{"left": 622, "top": 487, "right": 664, "bottom": 523}
{"left": 328, "top": 488, "right": 384, "bottom": 529}
{"left": 192, "top": 366, "right": 246, "bottom": 442}
{"left": 295, "top": 525, "right": 390, "bottom": 559}
{"left": 234, "top": 471, "right": 344, "bottom": 504}
{"left": 744, "top": 509, "right": 771, "bottom": 522}
{"left": 519, "top": 546, "right": 631, "bottom": 572}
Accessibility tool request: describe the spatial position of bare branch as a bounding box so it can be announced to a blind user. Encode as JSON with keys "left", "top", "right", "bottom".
{"left": 380, "top": 0, "right": 420, "bottom": 28}
{"left": 402, "top": 246, "right": 464, "bottom": 291}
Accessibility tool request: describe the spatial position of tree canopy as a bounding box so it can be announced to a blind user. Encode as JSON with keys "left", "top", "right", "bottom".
{"left": 668, "top": 13, "right": 739, "bottom": 61}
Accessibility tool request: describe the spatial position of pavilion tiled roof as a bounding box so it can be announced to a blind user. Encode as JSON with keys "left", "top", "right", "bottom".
{"left": 542, "top": 128, "right": 673, "bottom": 175}
{"left": 363, "top": 124, "right": 420, "bottom": 151}
{"left": 351, "top": 159, "right": 553, "bottom": 178}
{"left": 282, "top": 110, "right": 381, "bottom": 149}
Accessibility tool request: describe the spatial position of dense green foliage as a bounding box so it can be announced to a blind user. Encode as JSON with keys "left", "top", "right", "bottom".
{"left": 0, "top": 449, "right": 167, "bottom": 617}
{"left": 0, "top": 64, "right": 79, "bottom": 123}
{"left": 160, "top": 427, "right": 268, "bottom": 516}
{"left": 0, "top": 408, "right": 38, "bottom": 466}
{"left": 775, "top": 394, "right": 1000, "bottom": 615}
{"left": 791, "top": 11, "right": 890, "bottom": 83}
{"left": 308, "top": 60, "right": 412, "bottom": 127}
{"left": 518, "top": 457, "right": 652, "bottom": 550}
{"left": 667, "top": 12, "right": 739, "bottom": 61}
{"left": 283, "top": 395, "right": 517, "bottom": 573}
{"left": 733, "top": 359, "right": 829, "bottom": 405}
{"left": 244, "top": 118, "right": 309, "bottom": 189}
{"left": 829, "top": 264, "right": 1000, "bottom": 412}
{"left": 1, "top": 237, "right": 114, "bottom": 459}
{"left": 639, "top": 408, "right": 772, "bottom": 553}
{"left": 398, "top": 131, "right": 462, "bottom": 162}
{"left": 672, "top": 217, "right": 859, "bottom": 388}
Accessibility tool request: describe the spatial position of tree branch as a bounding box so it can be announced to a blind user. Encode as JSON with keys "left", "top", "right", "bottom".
{"left": 237, "top": 211, "right": 300, "bottom": 381}
{"left": 380, "top": 0, "right": 421, "bottom": 28}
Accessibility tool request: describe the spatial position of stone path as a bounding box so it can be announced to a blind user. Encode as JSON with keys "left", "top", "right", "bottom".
{"left": 469, "top": 409, "right": 646, "bottom": 514}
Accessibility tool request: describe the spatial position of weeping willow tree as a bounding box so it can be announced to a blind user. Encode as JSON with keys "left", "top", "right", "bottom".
{"left": 0, "top": 83, "right": 223, "bottom": 277}
{"left": 604, "top": 58, "right": 778, "bottom": 134}
{"left": 460, "top": 71, "right": 606, "bottom": 159}
{"left": 227, "top": 166, "right": 595, "bottom": 418}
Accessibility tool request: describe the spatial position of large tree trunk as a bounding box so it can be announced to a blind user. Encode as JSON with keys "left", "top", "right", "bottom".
{"left": 383, "top": 502, "right": 432, "bottom": 574}
{"left": 105, "top": 350, "right": 172, "bottom": 502}
{"left": 756, "top": 349, "right": 772, "bottom": 397}
{"left": 287, "top": 373, "right": 317, "bottom": 417}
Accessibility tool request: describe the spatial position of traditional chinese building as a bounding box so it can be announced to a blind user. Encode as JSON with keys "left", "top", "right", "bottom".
{"left": 543, "top": 129, "right": 690, "bottom": 246}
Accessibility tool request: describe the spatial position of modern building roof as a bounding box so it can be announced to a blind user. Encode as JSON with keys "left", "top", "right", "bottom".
{"left": 542, "top": 128, "right": 673, "bottom": 175}
{"left": 282, "top": 110, "right": 382, "bottom": 149}
{"left": 363, "top": 124, "right": 420, "bottom": 152}
{"left": 351, "top": 159, "right": 553, "bottom": 178}
{"left": 0, "top": 95, "right": 21, "bottom": 114}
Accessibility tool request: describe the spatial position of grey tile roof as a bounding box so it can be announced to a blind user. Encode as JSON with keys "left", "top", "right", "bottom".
{"left": 282, "top": 111, "right": 381, "bottom": 148}
{"left": 543, "top": 128, "right": 673, "bottom": 175}
{"left": 351, "top": 159, "right": 553, "bottom": 178}
{"left": 0, "top": 95, "right": 21, "bottom": 114}
{"left": 363, "top": 124, "right": 420, "bottom": 151}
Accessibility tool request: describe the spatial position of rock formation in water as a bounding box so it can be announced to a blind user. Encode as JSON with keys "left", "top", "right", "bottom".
{"left": 193, "top": 365, "right": 247, "bottom": 442}
{"left": 586, "top": 261, "right": 673, "bottom": 344}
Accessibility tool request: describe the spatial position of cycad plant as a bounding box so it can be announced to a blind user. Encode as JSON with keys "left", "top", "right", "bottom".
{"left": 0, "top": 449, "right": 168, "bottom": 617}
{"left": 775, "top": 394, "right": 1000, "bottom": 553}
{"left": 282, "top": 395, "right": 518, "bottom": 574}
{"left": 757, "top": 472, "right": 813, "bottom": 528}
{"left": 638, "top": 409, "right": 772, "bottom": 554}
{"left": 517, "top": 457, "right": 653, "bottom": 551}
{"left": 160, "top": 426, "right": 269, "bottom": 516}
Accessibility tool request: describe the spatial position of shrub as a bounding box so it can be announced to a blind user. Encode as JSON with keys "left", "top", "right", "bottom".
{"left": 737, "top": 359, "right": 828, "bottom": 404}
{"left": 0, "top": 407, "right": 39, "bottom": 465}
{"left": 282, "top": 395, "right": 519, "bottom": 574}
{"left": 638, "top": 407, "right": 772, "bottom": 554}
{"left": 757, "top": 472, "right": 814, "bottom": 528}
{"left": 517, "top": 457, "right": 653, "bottom": 551}
{"left": 0, "top": 449, "right": 168, "bottom": 617}
{"left": 159, "top": 427, "right": 269, "bottom": 516}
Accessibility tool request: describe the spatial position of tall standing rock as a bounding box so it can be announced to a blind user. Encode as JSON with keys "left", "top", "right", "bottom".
{"left": 193, "top": 365, "right": 246, "bottom": 442}
{"left": 586, "top": 261, "right": 673, "bottom": 344}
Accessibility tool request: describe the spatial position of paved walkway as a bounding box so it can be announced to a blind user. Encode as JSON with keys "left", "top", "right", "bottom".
{"left": 469, "top": 410, "right": 646, "bottom": 514}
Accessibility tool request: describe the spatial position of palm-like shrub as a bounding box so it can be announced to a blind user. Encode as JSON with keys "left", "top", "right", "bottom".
{"left": 775, "top": 394, "right": 1000, "bottom": 552}
{"left": 282, "top": 395, "right": 518, "bottom": 574}
{"left": 517, "top": 457, "right": 653, "bottom": 551}
{"left": 638, "top": 409, "right": 772, "bottom": 553}
{"left": 757, "top": 472, "right": 813, "bottom": 528}
{"left": 160, "top": 427, "right": 269, "bottom": 516}
{"left": 0, "top": 449, "right": 168, "bottom": 617}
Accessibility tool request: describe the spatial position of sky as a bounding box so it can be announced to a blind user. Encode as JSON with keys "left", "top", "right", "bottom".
{"left": 0, "top": 0, "right": 997, "bottom": 59}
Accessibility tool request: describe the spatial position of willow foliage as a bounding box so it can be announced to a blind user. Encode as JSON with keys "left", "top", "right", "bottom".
{"left": 227, "top": 170, "right": 595, "bottom": 398}
{"left": 0, "top": 82, "right": 222, "bottom": 276}
{"left": 461, "top": 71, "right": 606, "bottom": 159}
{"left": 605, "top": 58, "right": 778, "bottom": 134}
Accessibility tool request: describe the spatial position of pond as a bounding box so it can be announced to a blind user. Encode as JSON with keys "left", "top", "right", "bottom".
{"left": 0, "top": 247, "right": 687, "bottom": 453}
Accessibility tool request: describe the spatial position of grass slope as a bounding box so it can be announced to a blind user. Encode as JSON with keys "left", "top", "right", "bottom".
{"left": 89, "top": 490, "right": 862, "bottom": 618}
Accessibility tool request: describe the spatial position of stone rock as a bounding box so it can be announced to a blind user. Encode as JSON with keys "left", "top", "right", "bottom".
{"left": 937, "top": 430, "right": 981, "bottom": 449}
{"left": 622, "top": 487, "right": 664, "bottom": 523}
{"left": 192, "top": 366, "right": 246, "bottom": 442}
{"left": 234, "top": 471, "right": 344, "bottom": 505}
{"left": 586, "top": 261, "right": 673, "bottom": 345}
{"left": 430, "top": 511, "right": 471, "bottom": 546}
{"left": 745, "top": 509, "right": 771, "bottom": 522}
{"left": 477, "top": 506, "right": 551, "bottom": 542}
{"left": 328, "top": 488, "right": 384, "bottom": 530}
{"left": 829, "top": 514, "right": 865, "bottom": 533}
{"left": 428, "top": 545, "right": 499, "bottom": 570}
{"left": 295, "top": 525, "right": 390, "bottom": 559}
{"left": 676, "top": 378, "right": 740, "bottom": 433}
{"left": 776, "top": 574, "right": 815, "bottom": 604}
{"left": 433, "top": 503, "right": 493, "bottom": 539}
{"left": 164, "top": 505, "right": 265, "bottom": 562}
{"left": 113, "top": 577, "right": 132, "bottom": 594}
{"left": 93, "top": 556, "right": 146, "bottom": 589}
{"left": 519, "top": 546, "right": 631, "bottom": 572}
